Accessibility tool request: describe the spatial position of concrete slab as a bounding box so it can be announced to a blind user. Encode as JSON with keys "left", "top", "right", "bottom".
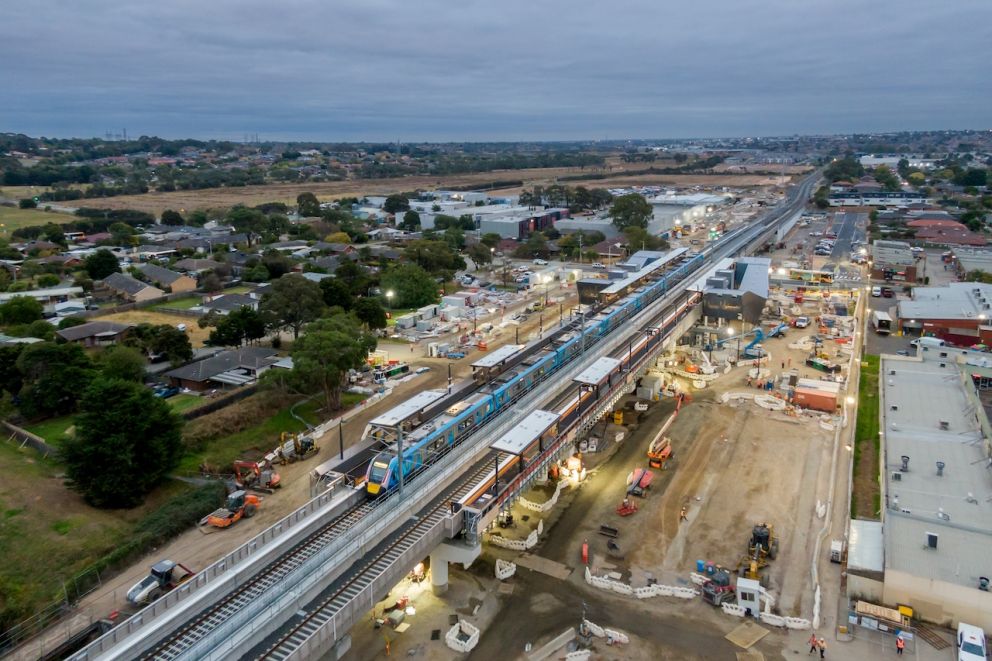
{"left": 726, "top": 621, "right": 770, "bottom": 649}
{"left": 516, "top": 554, "right": 573, "bottom": 580}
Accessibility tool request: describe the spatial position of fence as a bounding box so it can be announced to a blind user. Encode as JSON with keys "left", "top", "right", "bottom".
{"left": 180, "top": 384, "right": 258, "bottom": 421}
{"left": 3, "top": 421, "right": 57, "bottom": 457}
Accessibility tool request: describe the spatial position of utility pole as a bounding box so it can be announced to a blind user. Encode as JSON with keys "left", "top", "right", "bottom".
{"left": 396, "top": 427, "right": 404, "bottom": 497}
{"left": 338, "top": 419, "right": 345, "bottom": 459}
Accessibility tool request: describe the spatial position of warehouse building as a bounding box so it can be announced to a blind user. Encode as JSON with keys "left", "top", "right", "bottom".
{"left": 897, "top": 282, "right": 992, "bottom": 343}
{"left": 478, "top": 207, "right": 569, "bottom": 240}
{"left": 871, "top": 240, "right": 917, "bottom": 282}
{"left": 687, "top": 256, "right": 770, "bottom": 325}
{"left": 861, "top": 351, "right": 992, "bottom": 629}
{"left": 647, "top": 193, "right": 730, "bottom": 235}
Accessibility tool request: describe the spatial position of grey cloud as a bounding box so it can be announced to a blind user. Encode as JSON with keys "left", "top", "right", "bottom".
{"left": 1, "top": 0, "right": 990, "bottom": 140}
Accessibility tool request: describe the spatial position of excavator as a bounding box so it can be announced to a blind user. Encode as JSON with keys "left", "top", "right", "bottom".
{"left": 705, "top": 327, "right": 767, "bottom": 360}
{"left": 233, "top": 460, "right": 280, "bottom": 493}
{"left": 202, "top": 490, "right": 261, "bottom": 529}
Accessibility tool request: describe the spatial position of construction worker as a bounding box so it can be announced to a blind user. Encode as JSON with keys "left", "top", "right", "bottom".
{"left": 895, "top": 634, "right": 905, "bottom": 655}
{"left": 808, "top": 633, "right": 818, "bottom": 654}
{"left": 679, "top": 506, "right": 688, "bottom": 522}
{"left": 818, "top": 637, "right": 826, "bottom": 658}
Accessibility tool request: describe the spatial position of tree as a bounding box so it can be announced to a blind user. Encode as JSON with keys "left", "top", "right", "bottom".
{"left": 335, "top": 261, "right": 371, "bottom": 296}
{"left": 380, "top": 264, "right": 438, "bottom": 308}
{"left": 260, "top": 250, "right": 292, "bottom": 280}
{"left": 15, "top": 342, "right": 94, "bottom": 419}
{"left": 354, "top": 297, "right": 387, "bottom": 330}
{"left": 200, "top": 272, "right": 223, "bottom": 293}
{"left": 58, "top": 316, "right": 86, "bottom": 330}
{"left": 42, "top": 223, "right": 67, "bottom": 248}
{"left": 36, "top": 273, "right": 60, "bottom": 288}
{"left": 160, "top": 209, "right": 185, "bottom": 226}
{"left": 99, "top": 345, "right": 146, "bottom": 382}
{"left": 0, "top": 296, "right": 43, "bottom": 325}
{"left": 954, "top": 169, "right": 989, "bottom": 188}
{"left": 296, "top": 192, "right": 321, "bottom": 217}
{"left": 320, "top": 277, "right": 354, "bottom": 310}
{"left": 622, "top": 226, "right": 669, "bottom": 252}
{"left": 18, "top": 198, "right": 37, "bottom": 209}
{"left": 109, "top": 222, "right": 137, "bottom": 246}
{"left": 227, "top": 207, "right": 267, "bottom": 246}
{"left": 24, "top": 319, "right": 55, "bottom": 342}
{"left": 824, "top": 156, "right": 865, "bottom": 182}
{"left": 260, "top": 274, "right": 326, "bottom": 339}
{"left": 400, "top": 210, "right": 421, "bottom": 231}
{"left": 323, "top": 231, "right": 351, "bottom": 244}
{"left": 209, "top": 306, "right": 267, "bottom": 347}
{"left": 480, "top": 233, "right": 501, "bottom": 249}
{"left": 609, "top": 193, "right": 652, "bottom": 230}
{"left": 403, "top": 239, "right": 466, "bottom": 275}
{"left": 289, "top": 314, "right": 377, "bottom": 411}
{"left": 467, "top": 243, "right": 493, "bottom": 266}
{"left": 383, "top": 194, "right": 409, "bottom": 214}
{"left": 61, "top": 378, "right": 182, "bottom": 508}
{"left": 85, "top": 248, "right": 121, "bottom": 280}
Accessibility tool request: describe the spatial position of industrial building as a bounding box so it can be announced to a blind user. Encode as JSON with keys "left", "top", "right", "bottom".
{"left": 897, "top": 282, "right": 992, "bottom": 344}
{"left": 854, "top": 350, "right": 992, "bottom": 629}
{"left": 647, "top": 193, "right": 729, "bottom": 235}
{"left": 553, "top": 214, "right": 619, "bottom": 239}
{"left": 687, "top": 256, "right": 770, "bottom": 325}
{"left": 952, "top": 250, "right": 992, "bottom": 277}
{"left": 478, "top": 207, "right": 569, "bottom": 240}
{"left": 870, "top": 240, "right": 917, "bottom": 282}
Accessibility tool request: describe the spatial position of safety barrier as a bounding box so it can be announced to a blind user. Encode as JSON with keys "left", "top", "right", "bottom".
{"left": 581, "top": 619, "right": 629, "bottom": 645}
{"left": 583, "top": 567, "right": 697, "bottom": 600}
{"left": 564, "top": 651, "right": 591, "bottom": 661}
{"left": 494, "top": 559, "right": 516, "bottom": 581}
{"left": 488, "top": 520, "right": 543, "bottom": 551}
{"left": 519, "top": 482, "right": 567, "bottom": 513}
{"left": 722, "top": 603, "right": 746, "bottom": 617}
{"left": 754, "top": 394, "right": 786, "bottom": 411}
{"left": 444, "top": 619, "right": 480, "bottom": 653}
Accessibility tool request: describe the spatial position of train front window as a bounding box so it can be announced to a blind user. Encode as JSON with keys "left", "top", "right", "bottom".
{"left": 370, "top": 461, "right": 389, "bottom": 482}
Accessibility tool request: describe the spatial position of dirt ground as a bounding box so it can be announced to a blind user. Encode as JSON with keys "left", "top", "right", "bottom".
{"left": 77, "top": 170, "right": 793, "bottom": 215}
{"left": 100, "top": 309, "right": 211, "bottom": 347}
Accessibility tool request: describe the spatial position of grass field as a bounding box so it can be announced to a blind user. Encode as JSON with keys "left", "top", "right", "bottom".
{"left": 0, "top": 440, "right": 191, "bottom": 630}
{"left": 151, "top": 296, "right": 202, "bottom": 311}
{"left": 168, "top": 394, "right": 203, "bottom": 414}
{"left": 852, "top": 355, "right": 881, "bottom": 519}
{"left": 25, "top": 415, "right": 75, "bottom": 446}
{"left": 0, "top": 205, "right": 76, "bottom": 232}
{"left": 177, "top": 398, "right": 323, "bottom": 473}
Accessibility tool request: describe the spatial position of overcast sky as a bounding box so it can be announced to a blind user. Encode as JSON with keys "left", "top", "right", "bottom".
{"left": 2, "top": 0, "right": 990, "bottom": 142}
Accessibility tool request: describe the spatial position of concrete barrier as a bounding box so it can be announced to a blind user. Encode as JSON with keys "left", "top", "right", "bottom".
{"left": 581, "top": 619, "right": 629, "bottom": 645}
{"left": 564, "top": 651, "right": 591, "bottom": 661}
{"left": 583, "top": 567, "right": 697, "bottom": 601}
{"left": 519, "top": 481, "right": 567, "bottom": 513}
{"left": 784, "top": 616, "right": 812, "bottom": 630}
{"left": 445, "top": 620, "right": 480, "bottom": 653}
{"left": 722, "top": 603, "right": 746, "bottom": 617}
{"left": 495, "top": 559, "right": 516, "bottom": 580}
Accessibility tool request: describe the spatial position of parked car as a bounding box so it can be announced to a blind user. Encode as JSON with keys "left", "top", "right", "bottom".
{"left": 957, "top": 622, "right": 987, "bottom": 661}
{"left": 794, "top": 316, "right": 810, "bottom": 328}
{"left": 871, "top": 286, "right": 882, "bottom": 297}
{"left": 415, "top": 367, "right": 431, "bottom": 375}
{"left": 532, "top": 259, "right": 548, "bottom": 266}
{"left": 881, "top": 287, "right": 894, "bottom": 298}
{"left": 153, "top": 386, "right": 180, "bottom": 399}
{"left": 592, "top": 262, "right": 606, "bottom": 269}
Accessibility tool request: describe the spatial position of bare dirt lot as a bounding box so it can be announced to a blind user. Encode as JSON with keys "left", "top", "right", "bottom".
{"left": 80, "top": 170, "right": 792, "bottom": 215}
{"left": 100, "top": 309, "right": 211, "bottom": 347}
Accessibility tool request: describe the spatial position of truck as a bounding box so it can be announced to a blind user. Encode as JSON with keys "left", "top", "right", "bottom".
{"left": 870, "top": 310, "right": 892, "bottom": 335}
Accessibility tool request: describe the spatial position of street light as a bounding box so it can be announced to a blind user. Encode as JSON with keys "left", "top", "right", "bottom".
{"left": 385, "top": 289, "right": 394, "bottom": 310}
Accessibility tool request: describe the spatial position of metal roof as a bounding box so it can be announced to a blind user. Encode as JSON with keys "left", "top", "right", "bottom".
{"left": 600, "top": 248, "right": 688, "bottom": 296}
{"left": 370, "top": 390, "right": 447, "bottom": 427}
{"left": 847, "top": 520, "right": 884, "bottom": 572}
{"left": 471, "top": 344, "right": 524, "bottom": 369}
{"left": 574, "top": 357, "right": 621, "bottom": 385}
{"left": 490, "top": 410, "right": 559, "bottom": 455}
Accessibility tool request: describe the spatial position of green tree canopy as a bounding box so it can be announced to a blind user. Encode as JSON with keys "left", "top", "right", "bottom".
{"left": 403, "top": 239, "right": 466, "bottom": 275}
{"left": 227, "top": 206, "right": 267, "bottom": 246}
{"left": 380, "top": 264, "right": 438, "bottom": 308}
{"left": 400, "top": 209, "right": 421, "bottom": 231}
{"left": 0, "top": 296, "right": 43, "bottom": 325}
{"left": 85, "top": 248, "right": 122, "bottom": 280}
{"left": 296, "top": 192, "right": 321, "bottom": 217}
{"left": 260, "top": 274, "right": 326, "bottom": 339}
{"left": 609, "top": 193, "right": 652, "bottom": 230}
{"left": 320, "top": 277, "right": 354, "bottom": 310}
{"left": 126, "top": 323, "right": 194, "bottom": 366}
{"left": 383, "top": 194, "right": 410, "bottom": 214}
{"left": 98, "top": 345, "right": 147, "bottom": 382}
{"left": 354, "top": 297, "right": 387, "bottom": 330}
{"left": 467, "top": 243, "right": 493, "bottom": 266}
{"left": 335, "top": 261, "right": 372, "bottom": 296}
{"left": 480, "top": 233, "right": 502, "bottom": 249}
{"left": 160, "top": 209, "right": 185, "bottom": 226}
{"left": 61, "top": 378, "right": 183, "bottom": 508}
{"left": 208, "top": 306, "right": 267, "bottom": 347}
{"left": 289, "top": 314, "right": 377, "bottom": 410}
{"left": 15, "top": 342, "right": 94, "bottom": 419}
{"left": 622, "top": 226, "right": 669, "bottom": 252}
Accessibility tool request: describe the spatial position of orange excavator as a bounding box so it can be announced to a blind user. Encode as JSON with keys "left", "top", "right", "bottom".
{"left": 233, "top": 460, "right": 280, "bottom": 494}
{"left": 202, "top": 490, "right": 261, "bottom": 529}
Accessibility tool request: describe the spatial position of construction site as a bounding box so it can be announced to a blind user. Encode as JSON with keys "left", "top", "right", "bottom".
{"left": 338, "top": 280, "right": 864, "bottom": 660}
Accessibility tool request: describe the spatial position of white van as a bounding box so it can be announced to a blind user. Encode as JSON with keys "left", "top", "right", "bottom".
{"left": 957, "top": 622, "right": 986, "bottom": 661}
{"left": 912, "top": 337, "right": 946, "bottom": 348}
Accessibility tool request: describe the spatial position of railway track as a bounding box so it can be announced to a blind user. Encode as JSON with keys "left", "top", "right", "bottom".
{"left": 257, "top": 453, "right": 511, "bottom": 659}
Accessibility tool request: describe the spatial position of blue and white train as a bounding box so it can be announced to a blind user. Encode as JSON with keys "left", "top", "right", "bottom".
{"left": 365, "top": 250, "right": 707, "bottom": 495}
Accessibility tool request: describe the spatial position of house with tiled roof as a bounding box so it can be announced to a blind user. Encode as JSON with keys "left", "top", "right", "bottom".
{"left": 164, "top": 347, "right": 281, "bottom": 390}
{"left": 56, "top": 321, "right": 134, "bottom": 348}
{"left": 98, "top": 272, "right": 164, "bottom": 303}
{"left": 135, "top": 263, "right": 197, "bottom": 293}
